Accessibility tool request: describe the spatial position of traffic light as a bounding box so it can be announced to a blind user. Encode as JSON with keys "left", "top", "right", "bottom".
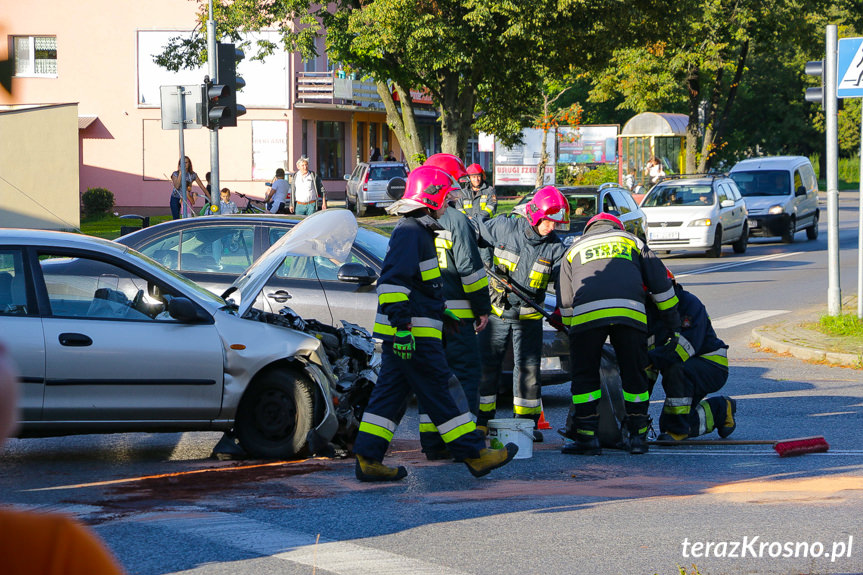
{"left": 216, "top": 42, "right": 246, "bottom": 128}
{"left": 202, "top": 76, "right": 233, "bottom": 128}
{"left": 804, "top": 60, "right": 824, "bottom": 109}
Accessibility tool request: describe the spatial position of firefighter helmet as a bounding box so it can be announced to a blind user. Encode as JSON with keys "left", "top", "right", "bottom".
{"left": 402, "top": 166, "right": 460, "bottom": 210}
{"left": 583, "top": 212, "right": 625, "bottom": 233}
{"left": 466, "top": 163, "right": 484, "bottom": 176}
{"left": 424, "top": 153, "right": 468, "bottom": 181}
{"left": 525, "top": 186, "right": 570, "bottom": 230}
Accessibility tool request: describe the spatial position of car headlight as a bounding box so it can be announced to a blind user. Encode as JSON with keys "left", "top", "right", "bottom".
{"left": 688, "top": 218, "right": 712, "bottom": 227}
{"left": 768, "top": 204, "right": 784, "bottom": 215}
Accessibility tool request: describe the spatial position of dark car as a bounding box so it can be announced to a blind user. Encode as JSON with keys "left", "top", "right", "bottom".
{"left": 512, "top": 183, "right": 648, "bottom": 245}
{"left": 117, "top": 213, "right": 570, "bottom": 385}
{"left": 344, "top": 161, "right": 409, "bottom": 217}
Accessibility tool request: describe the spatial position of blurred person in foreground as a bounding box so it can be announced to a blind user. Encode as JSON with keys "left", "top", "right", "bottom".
{"left": 0, "top": 342, "right": 125, "bottom": 574}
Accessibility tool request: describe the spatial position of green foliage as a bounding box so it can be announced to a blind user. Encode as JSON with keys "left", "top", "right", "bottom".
{"left": 81, "top": 188, "right": 115, "bottom": 218}
{"left": 818, "top": 314, "right": 863, "bottom": 337}
{"left": 557, "top": 164, "right": 618, "bottom": 186}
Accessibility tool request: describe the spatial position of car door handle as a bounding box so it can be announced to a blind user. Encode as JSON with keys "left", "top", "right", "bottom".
{"left": 267, "top": 290, "right": 292, "bottom": 303}
{"left": 59, "top": 333, "right": 93, "bottom": 347}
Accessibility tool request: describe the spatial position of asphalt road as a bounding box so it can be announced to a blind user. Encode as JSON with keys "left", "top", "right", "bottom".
{"left": 2, "top": 192, "right": 862, "bottom": 575}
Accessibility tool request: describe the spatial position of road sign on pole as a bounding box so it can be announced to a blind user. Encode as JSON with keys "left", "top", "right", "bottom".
{"left": 837, "top": 37, "right": 863, "bottom": 99}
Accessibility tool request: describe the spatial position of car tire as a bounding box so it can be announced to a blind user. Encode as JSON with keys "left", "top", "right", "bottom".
{"left": 806, "top": 213, "right": 819, "bottom": 240}
{"left": 781, "top": 217, "right": 795, "bottom": 243}
{"left": 355, "top": 191, "right": 367, "bottom": 217}
{"left": 706, "top": 226, "right": 722, "bottom": 258}
{"left": 235, "top": 369, "right": 314, "bottom": 459}
{"left": 732, "top": 223, "right": 748, "bottom": 254}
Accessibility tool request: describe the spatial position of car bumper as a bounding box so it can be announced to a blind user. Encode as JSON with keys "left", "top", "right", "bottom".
{"left": 747, "top": 213, "right": 789, "bottom": 237}
{"left": 646, "top": 227, "right": 713, "bottom": 250}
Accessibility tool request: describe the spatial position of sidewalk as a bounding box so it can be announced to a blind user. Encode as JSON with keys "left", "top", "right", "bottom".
{"left": 750, "top": 298, "right": 863, "bottom": 368}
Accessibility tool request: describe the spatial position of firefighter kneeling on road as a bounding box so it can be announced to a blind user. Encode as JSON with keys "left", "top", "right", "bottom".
{"left": 557, "top": 213, "right": 680, "bottom": 455}
{"left": 353, "top": 165, "right": 518, "bottom": 482}
{"left": 647, "top": 274, "right": 736, "bottom": 441}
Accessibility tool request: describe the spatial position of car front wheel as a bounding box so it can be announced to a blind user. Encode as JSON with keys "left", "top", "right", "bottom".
{"left": 235, "top": 369, "right": 314, "bottom": 459}
{"left": 781, "top": 217, "right": 796, "bottom": 243}
{"left": 706, "top": 225, "right": 723, "bottom": 258}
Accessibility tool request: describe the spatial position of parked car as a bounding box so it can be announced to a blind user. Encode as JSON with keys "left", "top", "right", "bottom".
{"left": 639, "top": 175, "right": 749, "bottom": 257}
{"left": 0, "top": 210, "right": 377, "bottom": 458}
{"left": 728, "top": 156, "right": 820, "bottom": 242}
{"left": 511, "top": 183, "right": 648, "bottom": 245}
{"left": 344, "top": 161, "right": 409, "bottom": 217}
{"left": 118, "top": 212, "right": 570, "bottom": 385}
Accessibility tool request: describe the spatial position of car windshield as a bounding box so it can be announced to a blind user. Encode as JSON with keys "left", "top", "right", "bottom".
{"left": 729, "top": 170, "right": 790, "bottom": 197}
{"left": 369, "top": 166, "right": 407, "bottom": 181}
{"left": 567, "top": 195, "right": 597, "bottom": 218}
{"left": 354, "top": 227, "right": 390, "bottom": 260}
{"left": 642, "top": 185, "right": 714, "bottom": 207}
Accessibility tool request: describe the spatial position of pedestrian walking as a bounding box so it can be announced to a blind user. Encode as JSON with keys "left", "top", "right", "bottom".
{"left": 169, "top": 156, "right": 207, "bottom": 219}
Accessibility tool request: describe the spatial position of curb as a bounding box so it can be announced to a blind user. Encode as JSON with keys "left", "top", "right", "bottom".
{"left": 750, "top": 326, "right": 862, "bottom": 368}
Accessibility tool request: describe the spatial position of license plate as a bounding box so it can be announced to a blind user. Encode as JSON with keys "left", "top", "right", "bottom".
{"left": 748, "top": 219, "right": 758, "bottom": 228}
{"left": 649, "top": 229, "right": 679, "bottom": 240}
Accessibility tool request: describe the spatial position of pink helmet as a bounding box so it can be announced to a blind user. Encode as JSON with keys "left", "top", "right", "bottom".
{"left": 424, "top": 153, "right": 468, "bottom": 182}
{"left": 466, "top": 163, "right": 484, "bottom": 176}
{"left": 584, "top": 212, "right": 624, "bottom": 233}
{"left": 403, "top": 166, "right": 459, "bottom": 210}
{"left": 525, "top": 186, "right": 570, "bottom": 230}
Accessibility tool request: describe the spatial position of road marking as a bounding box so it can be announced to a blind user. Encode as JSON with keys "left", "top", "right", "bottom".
{"left": 674, "top": 250, "right": 805, "bottom": 279}
{"left": 712, "top": 309, "right": 790, "bottom": 329}
{"left": 130, "top": 510, "right": 471, "bottom": 575}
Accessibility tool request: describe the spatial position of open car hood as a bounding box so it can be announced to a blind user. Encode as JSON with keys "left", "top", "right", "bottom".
{"left": 228, "top": 209, "right": 358, "bottom": 317}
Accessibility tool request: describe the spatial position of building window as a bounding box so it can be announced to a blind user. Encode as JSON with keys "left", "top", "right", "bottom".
{"left": 317, "top": 121, "right": 344, "bottom": 180}
{"left": 13, "top": 36, "right": 57, "bottom": 77}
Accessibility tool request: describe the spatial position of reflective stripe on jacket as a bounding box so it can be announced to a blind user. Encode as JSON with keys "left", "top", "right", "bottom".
{"left": 435, "top": 207, "right": 491, "bottom": 320}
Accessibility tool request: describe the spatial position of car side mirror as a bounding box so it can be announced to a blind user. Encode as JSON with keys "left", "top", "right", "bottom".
{"left": 720, "top": 199, "right": 734, "bottom": 208}
{"left": 167, "top": 296, "right": 207, "bottom": 323}
{"left": 338, "top": 262, "right": 378, "bottom": 285}
{"left": 796, "top": 185, "right": 807, "bottom": 197}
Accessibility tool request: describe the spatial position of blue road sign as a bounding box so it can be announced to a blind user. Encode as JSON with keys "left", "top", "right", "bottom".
{"left": 837, "top": 37, "right": 863, "bottom": 99}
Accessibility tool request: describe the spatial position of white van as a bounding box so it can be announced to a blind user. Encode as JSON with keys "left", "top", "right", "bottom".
{"left": 728, "top": 156, "right": 819, "bottom": 242}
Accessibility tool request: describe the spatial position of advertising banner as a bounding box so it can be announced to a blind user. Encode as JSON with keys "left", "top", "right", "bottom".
{"left": 252, "top": 120, "right": 288, "bottom": 180}
{"left": 494, "top": 128, "right": 555, "bottom": 186}
{"left": 558, "top": 125, "right": 618, "bottom": 164}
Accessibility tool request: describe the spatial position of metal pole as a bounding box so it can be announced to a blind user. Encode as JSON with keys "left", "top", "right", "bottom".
{"left": 178, "top": 86, "right": 188, "bottom": 218}
{"left": 826, "top": 25, "right": 841, "bottom": 316}
{"left": 858, "top": 101, "right": 863, "bottom": 319}
{"left": 208, "top": 0, "right": 219, "bottom": 200}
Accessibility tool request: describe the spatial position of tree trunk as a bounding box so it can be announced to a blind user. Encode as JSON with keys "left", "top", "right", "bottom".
{"left": 685, "top": 67, "right": 701, "bottom": 174}
{"left": 438, "top": 70, "right": 475, "bottom": 158}
{"left": 535, "top": 93, "right": 551, "bottom": 188}
{"left": 376, "top": 81, "right": 424, "bottom": 169}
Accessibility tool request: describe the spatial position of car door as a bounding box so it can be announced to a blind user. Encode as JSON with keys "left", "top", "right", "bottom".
{"left": 715, "top": 184, "right": 734, "bottom": 242}
{"left": 0, "top": 248, "right": 44, "bottom": 421}
{"left": 724, "top": 180, "right": 747, "bottom": 237}
{"left": 610, "top": 190, "right": 642, "bottom": 238}
{"left": 35, "top": 248, "right": 224, "bottom": 421}
{"left": 794, "top": 165, "right": 818, "bottom": 225}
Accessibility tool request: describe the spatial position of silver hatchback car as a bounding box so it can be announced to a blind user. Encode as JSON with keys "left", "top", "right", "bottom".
{"left": 344, "top": 161, "right": 408, "bottom": 216}
{"left": 0, "top": 210, "right": 367, "bottom": 458}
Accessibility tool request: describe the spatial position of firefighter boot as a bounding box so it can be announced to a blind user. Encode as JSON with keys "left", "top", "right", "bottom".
{"left": 355, "top": 455, "right": 408, "bottom": 482}
{"left": 464, "top": 443, "right": 519, "bottom": 478}
{"left": 717, "top": 397, "right": 737, "bottom": 438}
{"left": 625, "top": 414, "right": 651, "bottom": 455}
{"left": 561, "top": 415, "right": 601, "bottom": 456}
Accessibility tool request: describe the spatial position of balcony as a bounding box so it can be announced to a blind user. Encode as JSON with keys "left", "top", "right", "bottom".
{"left": 295, "top": 71, "right": 384, "bottom": 110}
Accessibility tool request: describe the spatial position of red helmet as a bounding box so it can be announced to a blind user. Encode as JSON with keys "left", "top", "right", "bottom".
{"left": 403, "top": 166, "right": 459, "bottom": 210}
{"left": 584, "top": 212, "right": 624, "bottom": 233}
{"left": 424, "top": 153, "right": 468, "bottom": 182}
{"left": 525, "top": 186, "right": 570, "bottom": 230}
{"left": 466, "top": 163, "right": 484, "bottom": 176}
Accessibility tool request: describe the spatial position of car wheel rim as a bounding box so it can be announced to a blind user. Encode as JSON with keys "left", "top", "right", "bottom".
{"left": 254, "top": 389, "right": 297, "bottom": 440}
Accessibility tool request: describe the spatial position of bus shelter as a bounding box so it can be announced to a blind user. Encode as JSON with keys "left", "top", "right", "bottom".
{"left": 617, "top": 112, "right": 687, "bottom": 189}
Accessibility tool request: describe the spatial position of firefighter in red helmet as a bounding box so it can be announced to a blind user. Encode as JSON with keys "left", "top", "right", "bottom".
{"left": 462, "top": 163, "right": 498, "bottom": 223}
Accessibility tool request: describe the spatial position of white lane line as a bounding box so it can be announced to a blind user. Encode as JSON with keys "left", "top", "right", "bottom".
{"left": 132, "top": 510, "right": 470, "bottom": 575}
{"left": 712, "top": 309, "right": 790, "bottom": 329}
{"left": 674, "top": 250, "right": 805, "bottom": 279}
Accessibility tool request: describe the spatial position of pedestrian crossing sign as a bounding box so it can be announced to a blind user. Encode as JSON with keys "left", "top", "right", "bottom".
{"left": 837, "top": 37, "right": 863, "bottom": 98}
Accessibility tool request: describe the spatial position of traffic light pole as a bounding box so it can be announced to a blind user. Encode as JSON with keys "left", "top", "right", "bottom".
{"left": 825, "top": 25, "right": 841, "bottom": 316}
{"left": 208, "top": 0, "right": 220, "bottom": 200}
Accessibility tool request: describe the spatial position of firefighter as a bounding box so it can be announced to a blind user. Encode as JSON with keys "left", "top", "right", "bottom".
{"left": 476, "top": 186, "right": 569, "bottom": 441}
{"left": 461, "top": 163, "right": 498, "bottom": 223}
{"left": 353, "top": 165, "right": 518, "bottom": 481}
{"left": 557, "top": 213, "right": 680, "bottom": 455}
{"left": 416, "top": 156, "right": 492, "bottom": 460}
{"left": 646, "top": 276, "right": 736, "bottom": 440}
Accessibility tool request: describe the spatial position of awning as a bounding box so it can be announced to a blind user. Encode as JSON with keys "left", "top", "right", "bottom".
{"left": 78, "top": 115, "right": 98, "bottom": 129}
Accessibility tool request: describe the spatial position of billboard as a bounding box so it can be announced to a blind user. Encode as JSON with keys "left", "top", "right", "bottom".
{"left": 558, "top": 125, "right": 618, "bottom": 164}
{"left": 494, "top": 128, "right": 555, "bottom": 186}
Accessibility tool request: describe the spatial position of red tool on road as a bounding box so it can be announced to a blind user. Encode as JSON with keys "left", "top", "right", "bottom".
{"left": 651, "top": 435, "right": 829, "bottom": 457}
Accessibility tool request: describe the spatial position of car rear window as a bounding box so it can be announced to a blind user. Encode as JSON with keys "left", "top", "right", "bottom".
{"left": 369, "top": 166, "right": 407, "bottom": 181}
{"left": 729, "top": 170, "right": 791, "bottom": 197}
{"left": 567, "top": 195, "right": 597, "bottom": 218}
{"left": 642, "top": 186, "right": 714, "bottom": 207}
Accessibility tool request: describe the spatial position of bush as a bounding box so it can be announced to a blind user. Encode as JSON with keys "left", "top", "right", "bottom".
{"left": 81, "top": 187, "right": 115, "bottom": 217}
{"left": 558, "top": 163, "right": 619, "bottom": 186}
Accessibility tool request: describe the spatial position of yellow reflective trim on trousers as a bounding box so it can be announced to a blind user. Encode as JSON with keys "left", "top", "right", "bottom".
{"left": 463, "top": 276, "right": 489, "bottom": 293}
{"left": 440, "top": 420, "right": 477, "bottom": 443}
{"left": 419, "top": 422, "right": 438, "bottom": 433}
{"left": 571, "top": 307, "right": 647, "bottom": 326}
{"left": 577, "top": 429, "right": 595, "bottom": 437}
{"left": 373, "top": 323, "right": 396, "bottom": 336}
{"left": 412, "top": 326, "right": 442, "bottom": 339}
{"left": 449, "top": 308, "right": 474, "bottom": 319}
{"left": 479, "top": 403, "right": 496, "bottom": 413}
{"left": 703, "top": 353, "right": 729, "bottom": 367}
{"left": 519, "top": 311, "right": 543, "bottom": 320}
{"left": 491, "top": 304, "right": 505, "bottom": 317}
{"left": 514, "top": 405, "right": 542, "bottom": 415}
{"left": 622, "top": 390, "right": 649, "bottom": 403}
{"left": 663, "top": 404, "right": 691, "bottom": 415}
{"left": 656, "top": 294, "right": 679, "bottom": 311}
{"left": 572, "top": 390, "right": 601, "bottom": 404}
{"left": 700, "top": 399, "right": 714, "bottom": 432}
{"left": 359, "top": 421, "right": 394, "bottom": 442}
{"left": 421, "top": 267, "right": 441, "bottom": 281}
{"left": 378, "top": 293, "right": 409, "bottom": 305}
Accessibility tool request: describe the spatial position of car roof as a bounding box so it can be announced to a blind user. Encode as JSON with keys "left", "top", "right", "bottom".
{"left": 654, "top": 178, "right": 717, "bottom": 186}
{"left": 115, "top": 215, "right": 302, "bottom": 244}
{"left": 730, "top": 156, "right": 809, "bottom": 171}
{"left": 0, "top": 229, "right": 130, "bottom": 253}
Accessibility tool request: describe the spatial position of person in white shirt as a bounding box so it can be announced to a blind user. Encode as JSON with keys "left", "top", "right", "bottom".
{"left": 265, "top": 168, "right": 291, "bottom": 214}
{"left": 290, "top": 156, "right": 326, "bottom": 215}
